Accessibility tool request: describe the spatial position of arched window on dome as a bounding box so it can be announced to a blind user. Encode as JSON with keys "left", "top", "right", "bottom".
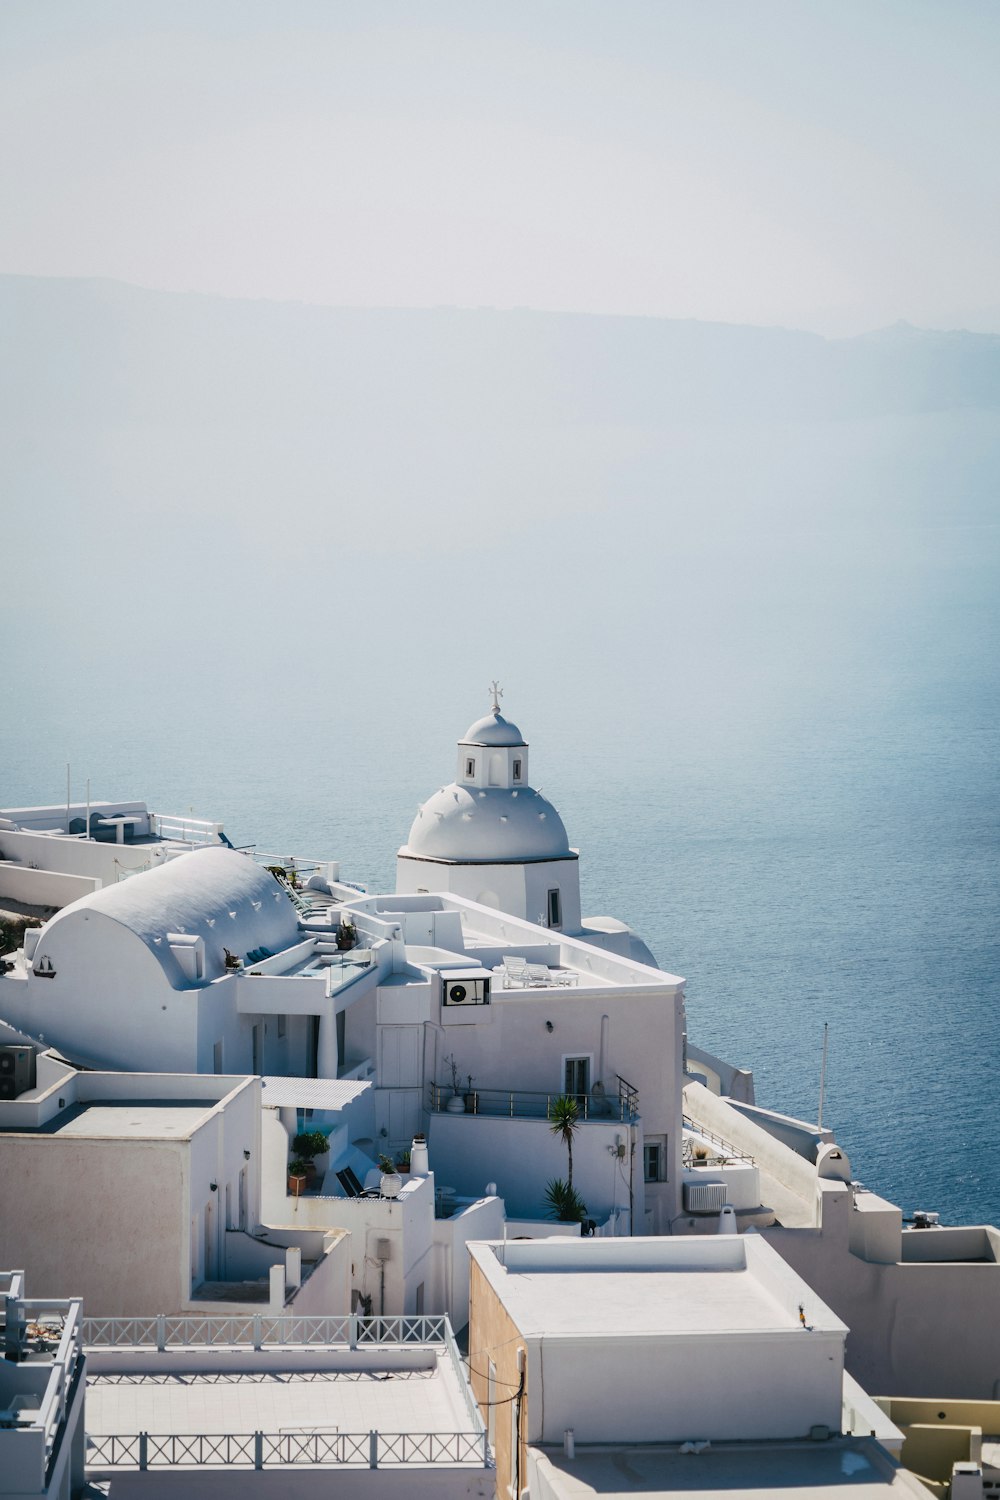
{"left": 465, "top": 757, "right": 476, "bottom": 780}
{"left": 512, "top": 758, "right": 522, "bottom": 782}
{"left": 488, "top": 752, "right": 503, "bottom": 786}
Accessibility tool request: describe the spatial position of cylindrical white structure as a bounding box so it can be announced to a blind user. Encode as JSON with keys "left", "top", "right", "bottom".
{"left": 410, "top": 1136, "right": 430, "bottom": 1176}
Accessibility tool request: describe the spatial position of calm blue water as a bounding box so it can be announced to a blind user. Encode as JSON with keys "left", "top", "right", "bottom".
{"left": 2, "top": 509, "right": 997, "bottom": 1227}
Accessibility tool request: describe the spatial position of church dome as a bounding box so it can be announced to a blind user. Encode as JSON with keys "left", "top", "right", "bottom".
{"left": 461, "top": 712, "right": 526, "bottom": 747}
{"left": 402, "top": 785, "right": 571, "bottom": 863}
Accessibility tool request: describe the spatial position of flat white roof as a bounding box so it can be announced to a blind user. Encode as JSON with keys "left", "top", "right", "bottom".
{"left": 0, "top": 1099, "right": 217, "bottom": 1139}
{"left": 473, "top": 1236, "right": 847, "bottom": 1341}
{"left": 86, "top": 1356, "right": 474, "bottom": 1448}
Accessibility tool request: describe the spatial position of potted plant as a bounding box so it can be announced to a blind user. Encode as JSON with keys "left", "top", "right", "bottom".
{"left": 288, "top": 1157, "right": 308, "bottom": 1196}
{"left": 292, "top": 1130, "right": 329, "bottom": 1187}
{"left": 464, "top": 1073, "right": 478, "bottom": 1113}
{"left": 223, "top": 947, "right": 241, "bottom": 971}
{"left": 443, "top": 1053, "right": 466, "bottom": 1112}
{"left": 378, "top": 1153, "right": 402, "bottom": 1198}
{"left": 545, "top": 1178, "right": 588, "bottom": 1223}
{"left": 336, "top": 917, "right": 357, "bottom": 952}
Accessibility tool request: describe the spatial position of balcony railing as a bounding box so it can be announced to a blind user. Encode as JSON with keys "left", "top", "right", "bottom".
{"left": 87, "top": 1428, "right": 490, "bottom": 1470}
{"left": 83, "top": 1313, "right": 489, "bottom": 1473}
{"left": 428, "top": 1075, "right": 639, "bottom": 1123}
{"left": 83, "top": 1313, "right": 450, "bottom": 1352}
{"left": 682, "top": 1114, "right": 755, "bottom": 1165}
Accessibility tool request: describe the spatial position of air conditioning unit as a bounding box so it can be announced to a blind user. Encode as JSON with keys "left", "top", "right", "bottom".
{"left": 683, "top": 1180, "right": 728, "bottom": 1214}
{"left": 442, "top": 970, "right": 491, "bottom": 1007}
{"left": 0, "top": 1046, "right": 35, "bottom": 1100}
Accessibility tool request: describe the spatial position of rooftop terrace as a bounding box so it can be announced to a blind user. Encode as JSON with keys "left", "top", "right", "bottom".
{"left": 83, "top": 1314, "right": 491, "bottom": 1477}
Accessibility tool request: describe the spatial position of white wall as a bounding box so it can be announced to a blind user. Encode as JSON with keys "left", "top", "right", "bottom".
{"left": 3, "top": 911, "right": 201, "bottom": 1072}
{"left": 0, "top": 823, "right": 160, "bottom": 886}
{"left": 396, "top": 856, "right": 582, "bottom": 934}
{"left": 766, "top": 1181, "right": 1000, "bottom": 1399}
{"left": 0, "top": 862, "right": 99, "bottom": 908}
{"left": 532, "top": 1331, "right": 845, "bottom": 1444}
{"left": 428, "top": 1112, "right": 635, "bottom": 1222}
{"left": 432, "top": 1195, "right": 506, "bottom": 1329}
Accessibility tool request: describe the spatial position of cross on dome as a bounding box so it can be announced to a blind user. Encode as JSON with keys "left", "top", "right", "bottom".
{"left": 489, "top": 679, "right": 503, "bottom": 715}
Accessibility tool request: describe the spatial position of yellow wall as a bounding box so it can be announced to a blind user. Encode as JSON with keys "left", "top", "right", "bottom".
{"left": 469, "top": 1255, "right": 527, "bottom": 1500}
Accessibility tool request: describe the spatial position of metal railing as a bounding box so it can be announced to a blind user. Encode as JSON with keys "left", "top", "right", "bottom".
{"left": 83, "top": 1312, "right": 489, "bottom": 1473}
{"left": 428, "top": 1079, "right": 639, "bottom": 1122}
{"left": 82, "top": 1313, "right": 451, "bottom": 1352}
{"left": 149, "top": 813, "right": 225, "bottom": 846}
{"left": 682, "top": 1114, "right": 755, "bottom": 1165}
{"left": 87, "top": 1428, "right": 490, "bottom": 1470}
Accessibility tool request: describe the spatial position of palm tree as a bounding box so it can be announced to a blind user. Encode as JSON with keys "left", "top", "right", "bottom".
{"left": 549, "top": 1094, "right": 579, "bottom": 1189}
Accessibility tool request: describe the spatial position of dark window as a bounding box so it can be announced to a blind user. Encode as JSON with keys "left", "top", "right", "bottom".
{"left": 547, "top": 888, "right": 562, "bottom": 928}
{"left": 512, "top": 759, "right": 522, "bottom": 781}
{"left": 564, "top": 1056, "right": 590, "bottom": 1099}
{"left": 466, "top": 757, "right": 476, "bottom": 777}
{"left": 644, "top": 1143, "right": 661, "bottom": 1183}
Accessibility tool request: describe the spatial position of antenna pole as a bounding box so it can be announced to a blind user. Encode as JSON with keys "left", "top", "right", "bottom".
{"left": 86, "top": 778, "right": 91, "bottom": 844}
{"left": 66, "top": 763, "right": 71, "bottom": 831}
{"left": 817, "top": 1022, "right": 829, "bottom": 1130}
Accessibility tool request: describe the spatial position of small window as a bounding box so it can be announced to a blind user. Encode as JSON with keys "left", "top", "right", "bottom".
{"left": 512, "top": 758, "right": 522, "bottom": 782}
{"left": 212, "top": 1040, "right": 223, "bottom": 1074}
{"left": 465, "top": 757, "right": 476, "bottom": 778}
{"left": 277, "top": 1012, "right": 286, "bottom": 1039}
{"left": 644, "top": 1136, "right": 667, "bottom": 1182}
{"left": 415, "top": 1281, "right": 425, "bottom": 1314}
{"left": 547, "top": 888, "right": 562, "bottom": 929}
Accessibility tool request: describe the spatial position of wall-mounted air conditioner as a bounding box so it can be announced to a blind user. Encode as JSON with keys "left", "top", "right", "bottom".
{"left": 442, "top": 970, "right": 491, "bottom": 1007}
{"left": 683, "top": 1180, "right": 728, "bottom": 1214}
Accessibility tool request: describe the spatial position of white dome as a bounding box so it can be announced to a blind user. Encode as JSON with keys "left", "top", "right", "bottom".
{"left": 402, "top": 785, "right": 572, "bottom": 863}
{"left": 461, "top": 712, "right": 526, "bottom": 747}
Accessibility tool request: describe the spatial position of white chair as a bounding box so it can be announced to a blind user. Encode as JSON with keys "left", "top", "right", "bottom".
{"left": 502, "top": 955, "right": 529, "bottom": 988}
{"left": 525, "top": 963, "right": 551, "bottom": 986}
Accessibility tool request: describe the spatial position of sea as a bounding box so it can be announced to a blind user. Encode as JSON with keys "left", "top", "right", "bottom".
{"left": 2, "top": 498, "right": 997, "bottom": 1229}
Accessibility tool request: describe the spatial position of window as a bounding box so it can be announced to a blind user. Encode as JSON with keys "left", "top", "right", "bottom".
{"left": 277, "top": 1012, "right": 286, "bottom": 1039}
{"left": 212, "top": 1041, "right": 223, "bottom": 1074}
{"left": 644, "top": 1136, "right": 667, "bottom": 1182}
{"left": 465, "top": 757, "right": 476, "bottom": 778}
{"left": 512, "top": 758, "right": 522, "bottom": 782}
{"left": 415, "top": 1282, "right": 425, "bottom": 1314}
{"left": 547, "top": 888, "right": 562, "bottom": 929}
{"left": 564, "top": 1056, "right": 590, "bottom": 1099}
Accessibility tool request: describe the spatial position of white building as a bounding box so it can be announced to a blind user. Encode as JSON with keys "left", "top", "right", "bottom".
{"left": 396, "top": 696, "right": 657, "bottom": 964}
{"left": 468, "top": 1233, "right": 929, "bottom": 1500}
{"left": 80, "top": 1309, "right": 493, "bottom": 1497}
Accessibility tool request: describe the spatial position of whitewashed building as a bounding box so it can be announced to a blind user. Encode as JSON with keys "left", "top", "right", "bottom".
{"left": 467, "top": 1234, "right": 929, "bottom": 1500}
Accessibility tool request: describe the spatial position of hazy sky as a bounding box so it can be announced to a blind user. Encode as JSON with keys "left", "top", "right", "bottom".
{"left": 2, "top": 1, "right": 999, "bottom": 335}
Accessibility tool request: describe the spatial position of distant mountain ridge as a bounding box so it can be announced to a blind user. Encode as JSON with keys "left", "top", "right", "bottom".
{"left": 3, "top": 274, "right": 999, "bottom": 431}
